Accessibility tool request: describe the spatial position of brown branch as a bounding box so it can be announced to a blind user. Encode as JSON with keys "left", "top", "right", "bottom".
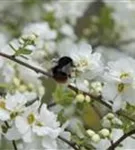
{"left": 0, "top": 52, "right": 135, "bottom": 123}
{"left": 0, "top": 52, "right": 52, "bottom": 78}
{"left": 68, "top": 84, "right": 112, "bottom": 109}
{"left": 68, "top": 85, "right": 135, "bottom": 122}
{"left": 107, "top": 129, "right": 135, "bottom": 150}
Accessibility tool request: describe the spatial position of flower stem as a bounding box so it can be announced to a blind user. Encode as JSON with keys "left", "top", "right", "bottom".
{"left": 12, "top": 140, "right": 18, "bottom": 150}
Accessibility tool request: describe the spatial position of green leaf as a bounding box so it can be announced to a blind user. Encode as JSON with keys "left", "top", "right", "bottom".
{"left": 15, "top": 49, "right": 32, "bottom": 56}
{"left": 9, "top": 43, "right": 16, "bottom": 52}
{"left": 0, "top": 83, "right": 10, "bottom": 88}
{"left": 57, "top": 109, "right": 67, "bottom": 124}
{"left": 53, "top": 85, "right": 75, "bottom": 105}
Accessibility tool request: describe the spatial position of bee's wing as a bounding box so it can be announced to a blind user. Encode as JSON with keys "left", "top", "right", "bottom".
{"left": 61, "top": 63, "right": 72, "bottom": 75}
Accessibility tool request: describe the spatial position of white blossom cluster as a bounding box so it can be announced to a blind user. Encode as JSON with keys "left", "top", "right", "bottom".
{"left": 0, "top": 0, "right": 135, "bottom": 150}
{"left": 87, "top": 113, "right": 135, "bottom": 149}
{"left": 0, "top": 92, "right": 71, "bottom": 150}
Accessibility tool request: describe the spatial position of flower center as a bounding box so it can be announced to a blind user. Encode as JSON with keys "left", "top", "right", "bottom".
{"left": 117, "top": 83, "right": 125, "bottom": 92}
{"left": 120, "top": 73, "right": 130, "bottom": 79}
{"left": 27, "top": 113, "right": 35, "bottom": 124}
{"left": 0, "top": 100, "right": 5, "bottom": 109}
{"left": 80, "top": 59, "right": 88, "bottom": 67}
{"left": 36, "top": 121, "right": 43, "bottom": 127}
{"left": 10, "top": 111, "right": 18, "bottom": 119}
{"left": 76, "top": 58, "right": 89, "bottom": 72}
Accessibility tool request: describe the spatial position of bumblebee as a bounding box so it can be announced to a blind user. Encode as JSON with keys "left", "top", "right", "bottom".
{"left": 51, "top": 56, "right": 74, "bottom": 83}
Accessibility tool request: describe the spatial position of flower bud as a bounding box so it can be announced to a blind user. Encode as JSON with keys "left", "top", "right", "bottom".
{"left": 111, "top": 118, "right": 122, "bottom": 125}
{"left": 99, "top": 128, "right": 110, "bottom": 138}
{"left": 76, "top": 94, "right": 85, "bottom": 103}
{"left": 87, "top": 129, "right": 95, "bottom": 137}
{"left": 19, "top": 85, "right": 27, "bottom": 92}
{"left": 84, "top": 80, "right": 89, "bottom": 86}
{"left": 39, "top": 86, "right": 45, "bottom": 96}
{"left": 27, "top": 83, "right": 34, "bottom": 90}
{"left": 107, "top": 113, "right": 115, "bottom": 120}
{"left": 102, "top": 118, "right": 111, "bottom": 128}
{"left": 13, "top": 77, "right": 20, "bottom": 86}
{"left": 85, "top": 95, "right": 91, "bottom": 103}
{"left": 91, "top": 134, "right": 100, "bottom": 143}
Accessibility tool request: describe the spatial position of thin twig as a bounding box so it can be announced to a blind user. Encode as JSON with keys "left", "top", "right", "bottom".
{"left": 25, "top": 97, "right": 39, "bottom": 107}
{"left": 12, "top": 140, "right": 18, "bottom": 150}
{"left": 107, "top": 129, "right": 135, "bottom": 150}
{"left": 58, "top": 136, "right": 79, "bottom": 150}
{"left": 0, "top": 52, "right": 52, "bottom": 77}
{"left": 47, "top": 102, "right": 56, "bottom": 108}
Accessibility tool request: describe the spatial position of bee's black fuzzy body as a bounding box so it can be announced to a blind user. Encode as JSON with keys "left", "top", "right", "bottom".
{"left": 52, "top": 56, "right": 74, "bottom": 83}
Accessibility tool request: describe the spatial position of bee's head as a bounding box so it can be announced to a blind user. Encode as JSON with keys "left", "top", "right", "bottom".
{"left": 57, "top": 56, "right": 74, "bottom": 67}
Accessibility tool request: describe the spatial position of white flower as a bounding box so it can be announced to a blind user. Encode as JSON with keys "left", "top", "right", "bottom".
{"left": 68, "top": 43, "right": 103, "bottom": 80}
{"left": 90, "top": 81, "right": 102, "bottom": 96}
{"left": 87, "top": 129, "right": 95, "bottom": 137}
{"left": 0, "top": 57, "right": 4, "bottom": 69}
{"left": 93, "top": 138, "right": 110, "bottom": 150}
{"left": 15, "top": 103, "right": 67, "bottom": 149}
{"left": 59, "top": 42, "right": 103, "bottom": 81}
{"left": 15, "top": 101, "right": 39, "bottom": 142}
{"left": 110, "top": 128, "right": 124, "bottom": 142}
{"left": 0, "top": 92, "right": 28, "bottom": 121}
{"left": 57, "top": 38, "right": 76, "bottom": 57}
{"left": 101, "top": 117, "right": 111, "bottom": 128}
{"left": 44, "top": 1, "right": 90, "bottom": 25}
{"left": 120, "top": 136, "right": 135, "bottom": 149}
{"left": 0, "top": 107, "right": 10, "bottom": 121}
{"left": 23, "top": 22, "right": 57, "bottom": 40}
{"left": 0, "top": 33, "right": 8, "bottom": 48}
{"left": 18, "top": 60, "right": 45, "bottom": 97}
{"left": 2, "top": 63, "right": 15, "bottom": 83}
{"left": 37, "top": 104, "right": 60, "bottom": 129}
{"left": 102, "top": 57, "right": 135, "bottom": 111}
{"left": 0, "top": 34, "right": 8, "bottom": 68}
{"left": 5, "top": 125, "right": 21, "bottom": 141}
{"left": 99, "top": 128, "right": 110, "bottom": 138}
{"left": 68, "top": 118, "right": 84, "bottom": 139}
{"left": 18, "top": 60, "right": 42, "bottom": 84}
{"left": 70, "top": 79, "right": 90, "bottom": 93}
{"left": 44, "top": 41, "right": 56, "bottom": 56}
{"left": 91, "top": 134, "right": 100, "bottom": 143}
{"left": 111, "top": 117, "right": 123, "bottom": 126}
{"left": 60, "top": 23, "right": 76, "bottom": 38}
{"left": 5, "top": 92, "right": 27, "bottom": 111}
